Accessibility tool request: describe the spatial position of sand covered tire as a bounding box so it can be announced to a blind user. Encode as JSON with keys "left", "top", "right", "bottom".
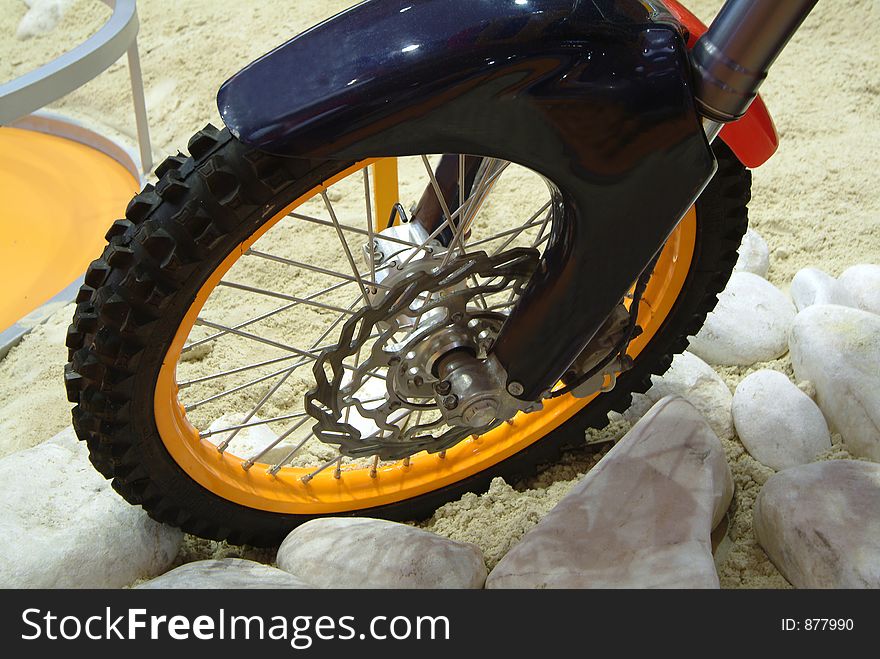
{"left": 64, "top": 125, "right": 750, "bottom": 546}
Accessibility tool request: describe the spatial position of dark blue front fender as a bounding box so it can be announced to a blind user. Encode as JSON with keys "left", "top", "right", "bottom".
{"left": 217, "top": 0, "right": 716, "bottom": 400}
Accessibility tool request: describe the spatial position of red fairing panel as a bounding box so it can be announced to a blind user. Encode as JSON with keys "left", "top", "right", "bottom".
{"left": 664, "top": 0, "right": 780, "bottom": 168}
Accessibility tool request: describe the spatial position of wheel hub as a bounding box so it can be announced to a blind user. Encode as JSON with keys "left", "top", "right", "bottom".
{"left": 390, "top": 314, "right": 508, "bottom": 428}
{"left": 304, "top": 247, "right": 540, "bottom": 460}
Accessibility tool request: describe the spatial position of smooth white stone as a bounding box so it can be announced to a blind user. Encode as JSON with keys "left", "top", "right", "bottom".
{"left": 622, "top": 351, "right": 734, "bottom": 440}
{"left": 789, "top": 305, "right": 880, "bottom": 461}
{"left": 276, "top": 518, "right": 487, "bottom": 588}
{"left": 754, "top": 460, "right": 880, "bottom": 588}
{"left": 16, "top": 0, "right": 73, "bottom": 40}
{"left": 790, "top": 267, "right": 839, "bottom": 312}
{"left": 835, "top": 264, "right": 880, "bottom": 316}
{"left": 732, "top": 369, "right": 831, "bottom": 470}
{"left": 688, "top": 272, "right": 796, "bottom": 366}
{"left": 337, "top": 377, "right": 390, "bottom": 440}
{"left": 733, "top": 228, "right": 770, "bottom": 277}
{"left": 487, "top": 396, "right": 733, "bottom": 588}
{"left": 0, "top": 427, "right": 182, "bottom": 588}
{"left": 206, "top": 413, "right": 294, "bottom": 465}
{"left": 136, "top": 558, "right": 313, "bottom": 589}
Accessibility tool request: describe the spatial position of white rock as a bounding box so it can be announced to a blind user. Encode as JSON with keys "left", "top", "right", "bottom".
{"left": 835, "top": 264, "right": 880, "bottom": 316}
{"left": 136, "top": 559, "right": 312, "bottom": 589}
{"left": 789, "top": 305, "right": 880, "bottom": 461}
{"left": 732, "top": 369, "right": 831, "bottom": 470}
{"left": 206, "top": 413, "right": 294, "bottom": 465}
{"left": 338, "top": 376, "right": 392, "bottom": 440}
{"left": 621, "top": 351, "right": 734, "bottom": 440}
{"left": 487, "top": 396, "right": 733, "bottom": 588}
{"left": 16, "top": 0, "right": 73, "bottom": 39}
{"left": 790, "top": 267, "right": 839, "bottom": 312}
{"left": 754, "top": 460, "right": 880, "bottom": 588}
{"left": 688, "top": 272, "right": 796, "bottom": 366}
{"left": 276, "top": 518, "right": 487, "bottom": 588}
{"left": 0, "top": 427, "right": 182, "bottom": 588}
{"left": 733, "top": 228, "right": 770, "bottom": 277}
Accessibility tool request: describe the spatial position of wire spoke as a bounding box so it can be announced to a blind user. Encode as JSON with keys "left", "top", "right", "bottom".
{"left": 469, "top": 275, "right": 489, "bottom": 309}
{"left": 186, "top": 361, "right": 305, "bottom": 413}
{"left": 217, "top": 281, "right": 358, "bottom": 316}
{"left": 185, "top": 295, "right": 365, "bottom": 413}
{"left": 530, "top": 205, "right": 554, "bottom": 248}
{"left": 201, "top": 411, "right": 308, "bottom": 438}
{"left": 363, "top": 168, "right": 378, "bottom": 293}
{"left": 243, "top": 417, "right": 311, "bottom": 471}
{"left": 322, "top": 191, "right": 371, "bottom": 305}
{"left": 266, "top": 433, "right": 317, "bottom": 475}
{"left": 393, "top": 172, "right": 509, "bottom": 272}
{"left": 458, "top": 154, "right": 466, "bottom": 210}
{"left": 488, "top": 201, "right": 552, "bottom": 256}
{"left": 394, "top": 214, "right": 455, "bottom": 271}
{"left": 180, "top": 334, "right": 383, "bottom": 390}
{"left": 463, "top": 215, "right": 547, "bottom": 251}
{"left": 183, "top": 277, "right": 355, "bottom": 353}
{"left": 291, "top": 212, "right": 436, "bottom": 255}
{"left": 496, "top": 210, "right": 553, "bottom": 310}
{"left": 485, "top": 300, "right": 517, "bottom": 312}
{"left": 421, "top": 154, "right": 456, "bottom": 239}
{"left": 179, "top": 353, "right": 303, "bottom": 389}
{"left": 441, "top": 159, "right": 510, "bottom": 266}
{"left": 216, "top": 365, "right": 304, "bottom": 453}
{"left": 301, "top": 453, "right": 342, "bottom": 483}
{"left": 194, "top": 318, "right": 386, "bottom": 382}
{"left": 195, "top": 318, "right": 328, "bottom": 360}
{"left": 245, "top": 249, "right": 386, "bottom": 290}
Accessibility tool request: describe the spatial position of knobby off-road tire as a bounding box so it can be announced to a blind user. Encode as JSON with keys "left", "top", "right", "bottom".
{"left": 65, "top": 125, "right": 750, "bottom": 546}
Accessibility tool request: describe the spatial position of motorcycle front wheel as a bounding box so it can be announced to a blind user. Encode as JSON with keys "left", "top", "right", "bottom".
{"left": 65, "top": 125, "right": 750, "bottom": 546}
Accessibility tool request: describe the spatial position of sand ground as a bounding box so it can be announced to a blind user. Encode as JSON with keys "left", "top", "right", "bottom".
{"left": 1, "top": 0, "right": 878, "bottom": 587}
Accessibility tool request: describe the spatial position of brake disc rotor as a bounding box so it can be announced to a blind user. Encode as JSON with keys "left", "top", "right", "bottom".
{"left": 304, "top": 247, "right": 539, "bottom": 460}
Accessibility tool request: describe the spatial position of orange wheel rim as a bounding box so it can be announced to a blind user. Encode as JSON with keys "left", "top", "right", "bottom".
{"left": 154, "top": 160, "right": 696, "bottom": 514}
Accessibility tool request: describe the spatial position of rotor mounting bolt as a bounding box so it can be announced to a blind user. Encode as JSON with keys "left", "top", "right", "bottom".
{"left": 451, "top": 312, "right": 464, "bottom": 322}
{"left": 442, "top": 394, "right": 459, "bottom": 410}
{"left": 434, "top": 380, "right": 452, "bottom": 396}
{"left": 507, "top": 381, "right": 525, "bottom": 397}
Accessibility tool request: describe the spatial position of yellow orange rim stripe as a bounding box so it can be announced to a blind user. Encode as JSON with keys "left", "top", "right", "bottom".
{"left": 154, "top": 160, "right": 696, "bottom": 514}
